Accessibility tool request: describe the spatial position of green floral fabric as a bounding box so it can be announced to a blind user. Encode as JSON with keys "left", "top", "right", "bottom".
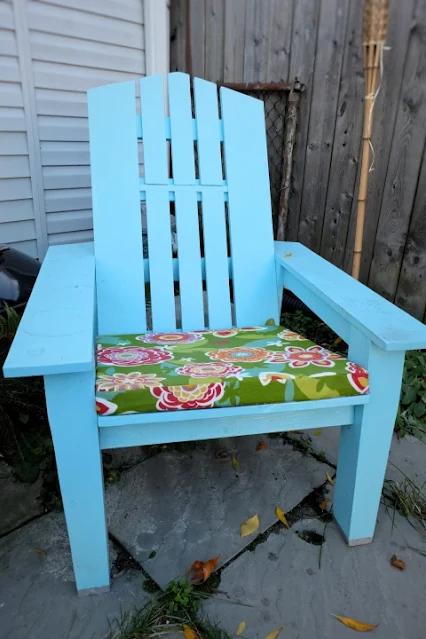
{"left": 95, "top": 325, "right": 369, "bottom": 416}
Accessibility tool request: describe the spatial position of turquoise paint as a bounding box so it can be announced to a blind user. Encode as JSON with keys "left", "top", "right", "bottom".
{"left": 5, "top": 73, "right": 426, "bottom": 592}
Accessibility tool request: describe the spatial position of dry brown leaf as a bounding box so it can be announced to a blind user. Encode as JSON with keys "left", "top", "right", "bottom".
{"left": 264, "top": 627, "right": 283, "bottom": 639}
{"left": 188, "top": 555, "right": 221, "bottom": 584}
{"left": 390, "top": 554, "right": 406, "bottom": 570}
{"left": 284, "top": 253, "right": 292, "bottom": 258}
{"left": 183, "top": 624, "right": 198, "bottom": 639}
{"left": 314, "top": 429, "right": 322, "bottom": 436}
{"left": 276, "top": 506, "right": 290, "bottom": 529}
{"left": 236, "top": 621, "right": 246, "bottom": 636}
{"left": 319, "top": 499, "right": 328, "bottom": 510}
{"left": 232, "top": 456, "right": 240, "bottom": 472}
{"left": 331, "top": 614, "right": 378, "bottom": 632}
{"left": 34, "top": 548, "right": 47, "bottom": 555}
{"left": 326, "top": 472, "right": 335, "bottom": 486}
{"left": 256, "top": 440, "right": 267, "bottom": 451}
{"left": 240, "top": 514, "right": 259, "bottom": 537}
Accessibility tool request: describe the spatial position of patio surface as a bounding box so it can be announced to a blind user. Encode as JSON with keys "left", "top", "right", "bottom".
{"left": 1, "top": 429, "right": 425, "bottom": 638}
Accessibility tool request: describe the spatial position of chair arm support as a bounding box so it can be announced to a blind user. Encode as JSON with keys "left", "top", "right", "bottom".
{"left": 3, "top": 242, "right": 96, "bottom": 378}
{"left": 275, "top": 241, "right": 426, "bottom": 352}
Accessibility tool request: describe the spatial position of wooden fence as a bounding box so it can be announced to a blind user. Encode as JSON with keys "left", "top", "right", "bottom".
{"left": 170, "top": 0, "right": 426, "bottom": 322}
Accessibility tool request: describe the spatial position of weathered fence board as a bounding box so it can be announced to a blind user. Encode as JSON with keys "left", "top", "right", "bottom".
{"left": 297, "top": 0, "right": 350, "bottom": 253}
{"left": 320, "top": 0, "right": 364, "bottom": 269}
{"left": 368, "top": 0, "right": 426, "bottom": 301}
{"left": 285, "top": 0, "right": 320, "bottom": 240}
{"left": 171, "top": 0, "right": 426, "bottom": 321}
{"left": 394, "top": 147, "right": 426, "bottom": 321}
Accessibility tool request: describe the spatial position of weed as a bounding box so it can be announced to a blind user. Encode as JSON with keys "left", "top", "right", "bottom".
{"left": 111, "top": 577, "right": 232, "bottom": 639}
{"left": 383, "top": 465, "right": 426, "bottom": 534}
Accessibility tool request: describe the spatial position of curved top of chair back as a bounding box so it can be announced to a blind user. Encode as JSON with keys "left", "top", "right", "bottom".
{"left": 88, "top": 73, "right": 278, "bottom": 335}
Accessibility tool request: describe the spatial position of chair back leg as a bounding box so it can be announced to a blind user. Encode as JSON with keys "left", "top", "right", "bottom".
{"left": 45, "top": 371, "right": 110, "bottom": 594}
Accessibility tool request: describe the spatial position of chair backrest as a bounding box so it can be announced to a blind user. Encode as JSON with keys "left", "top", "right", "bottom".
{"left": 87, "top": 73, "right": 279, "bottom": 335}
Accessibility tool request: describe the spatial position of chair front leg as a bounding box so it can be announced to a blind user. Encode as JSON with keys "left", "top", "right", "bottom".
{"left": 44, "top": 370, "right": 110, "bottom": 594}
{"left": 334, "top": 331, "right": 405, "bottom": 544}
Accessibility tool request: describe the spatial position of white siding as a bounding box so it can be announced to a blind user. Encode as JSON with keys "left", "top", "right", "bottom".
{"left": 0, "top": 3, "right": 36, "bottom": 256}
{"left": 0, "top": 0, "right": 146, "bottom": 256}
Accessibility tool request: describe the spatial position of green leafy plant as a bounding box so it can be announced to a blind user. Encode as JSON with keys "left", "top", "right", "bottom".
{"left": 396, "top": 350, "right": 426, "bottom": 439}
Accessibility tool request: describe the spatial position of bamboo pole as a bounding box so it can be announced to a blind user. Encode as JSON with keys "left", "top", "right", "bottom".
{"left": 352, "top": 0, "right": 389, "bottom": 280}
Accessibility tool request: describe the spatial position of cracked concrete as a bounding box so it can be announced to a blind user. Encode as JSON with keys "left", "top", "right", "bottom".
{"left": 0, "top": 513, "right": 147, "bottom": 639}
{"left": 106, "top": 433, "right": 334, "bottom": 588}
{"left": 203, "top": 505, "right": 426, "bottom": 638}
{"left": 1, "top": 431, "right": 426, "bottom": 638}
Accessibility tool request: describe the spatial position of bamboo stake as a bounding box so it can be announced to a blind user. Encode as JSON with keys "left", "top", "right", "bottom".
{"left": 352, "top": 0, "right": 389, "bottom": 279}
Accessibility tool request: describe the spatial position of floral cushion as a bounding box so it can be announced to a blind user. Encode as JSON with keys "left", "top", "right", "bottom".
{"left": 95, "top": 325, "right": 369, "bottom": 416}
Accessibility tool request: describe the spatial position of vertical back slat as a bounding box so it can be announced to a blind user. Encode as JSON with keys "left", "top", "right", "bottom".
{"left": 193, "top": 77, "right": 223, "bottom": 185}
{"left": 168, "top": 73, "right": 196, "bottom": 184}
{"left": 202, "top": 190, "right": 232, "bottom": 328}
{"left": 220, "top": 87, "right": 279, "bottom": 326}
{"left": 88, "top": 81, "right": 146, "bottom": 335}
{"left": 175, "top": 190, "right": 205, "bottom": 329}
{"left": 146, "top": 190, "right": 176, "bottom": 331}
{"left": 140, "top": 76, "right": 168, "bottom": 184}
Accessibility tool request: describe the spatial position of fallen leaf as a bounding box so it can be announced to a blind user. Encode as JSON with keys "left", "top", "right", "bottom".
{"left": 188, "top": 555, "right": 221, "bottom": 584}
{"left": 264, "top": 627, "right": 283, "bottom": 639}
{"left": 256, "top": 440, "right": 267, "bottom": 451}
{"left": 326, "top": 472, "right": 335, "bottom": 486}
{"left": 319, "top": 499, "right": 328, "bottom": 510}
{"left": 236, "top": 621, "right": 246, "bottom": 636}
{"left": 314, "top": 429, "right": 322, "bottom": 436}
{"left": 276, "top": 506, "right": 290, "bottom": 529}
{"left": 333, "top": 336, "right": 343, "bottom": 346}
{"left": 148, "top": 550, "right": 156, "bottom": 559}
{"left": 390, "top": 554, "right": 406, "bottom": 570}
{"left": 240, "top": 514, "right": 259, "bottom": 537}
{"left": 183, "top": 624, "right": 198, "bottom": 639}
{"left": 34, "top": 549, "right": 47, "bottom": 555}
{"left": 331, "top": 614, "right": 378, "bottom": 632}
{"left": 232, "top": 456, "right": 240, "bottom": 471}
{"left": 284, "top": 253, "right": 292, "bottom": 258}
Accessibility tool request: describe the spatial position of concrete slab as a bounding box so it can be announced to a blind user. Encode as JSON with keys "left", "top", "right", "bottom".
{"left": 0, "top": 460, "right": 44, "bottom": 535}
{"left": 106, "top": 434, "right": 333, "bottom": 588}
{"left": 203, "top": 505, "right": 426, "bottom": 639}
{"left": 0, "top": 513, "right": 148, "bottom": 639}
{"left": 287, "top": 429, "right": 426, "bottom": 484}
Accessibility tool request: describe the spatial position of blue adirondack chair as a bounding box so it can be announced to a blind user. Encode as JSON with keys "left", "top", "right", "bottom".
{"left": 4, "top": 73, "right": 426, "bottom": 595}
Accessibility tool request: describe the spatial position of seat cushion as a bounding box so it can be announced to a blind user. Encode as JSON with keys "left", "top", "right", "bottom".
{"left": 95, "top": 325, "right": 369, "bottom": 416}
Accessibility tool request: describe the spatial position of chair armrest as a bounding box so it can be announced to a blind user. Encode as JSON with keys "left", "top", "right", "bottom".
{"left": 275, "top": 241, "right": 426, "bottom": 352}
{"left": 3, "top": 242, "right": 96, "bottom": 378}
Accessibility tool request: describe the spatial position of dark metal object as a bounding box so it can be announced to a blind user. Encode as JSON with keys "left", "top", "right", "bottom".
{"left": 221, "top": 81, "right": 303, "bottom": 240}
{"left": 281, "top": 290, "right": 316, "bottom": 318}
{"left": 0, "top": 245, "right": 40, "bottom": 312}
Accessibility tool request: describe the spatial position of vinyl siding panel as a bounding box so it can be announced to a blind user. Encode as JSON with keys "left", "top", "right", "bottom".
{"left": 28, "top": 0, "right": 145, "bottom": 247}
{"left": 0, "top": 4, "right": 36, "bottom": 254}
{"left": 0, "top": 0, "right": 145, "bottom": 255}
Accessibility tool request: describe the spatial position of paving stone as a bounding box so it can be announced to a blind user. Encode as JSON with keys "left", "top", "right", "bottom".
{"left": 287, "top": 428, "right": 426, "bottom": 484}
{"left": 0, "top": 461, "right": 44, "bottom": 535}
{"left": 203, "top": 505, "right": 426, "bottom": 639}
{"left": 106, "top": 434, "right": 333, "bottom": 588}
{"left": 0, "top": 513, "right": 148, "bottom": 639}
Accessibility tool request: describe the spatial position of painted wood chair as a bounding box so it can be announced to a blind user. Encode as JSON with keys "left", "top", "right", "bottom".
{"left": 4, "top": 73, "right": 426, "bottom": 595}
